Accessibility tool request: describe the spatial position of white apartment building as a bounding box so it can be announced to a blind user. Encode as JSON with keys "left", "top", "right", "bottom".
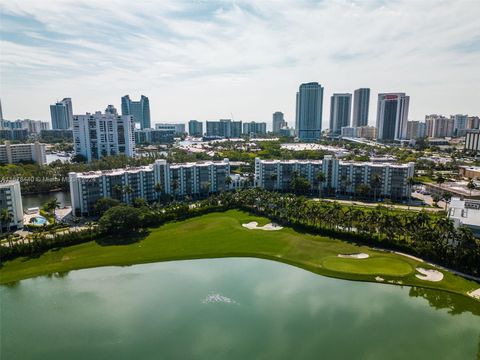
{"left": 255, "top": 156, "right": 414, "bottom": 200}
{"left": 73, "top": 111, "right": 135, "bottom": 162}
{"left": 0, "top": 141, "right": 46, "bottom": 165}
{"left": 465, "top": 130, "right": 480, "bottom": 154}
{"left": 69, "top": 159, "right": 230, "bottom": 216}
{"left": 0, "top": 181, "right": 23, "bottom": 231}
{"left": 425, "top": 115, "right": 454, "bottom": 138}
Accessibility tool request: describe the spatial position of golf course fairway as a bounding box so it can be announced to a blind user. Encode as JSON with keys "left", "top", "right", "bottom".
{"left": 1, "top": 210, "right": 479, "bottom": 301}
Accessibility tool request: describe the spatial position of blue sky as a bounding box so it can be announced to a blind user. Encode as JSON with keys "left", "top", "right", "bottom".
{"left": 1, "top": 0, "right": 479, "bottom": 127}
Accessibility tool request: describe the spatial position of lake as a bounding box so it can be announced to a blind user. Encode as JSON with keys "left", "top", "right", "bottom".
{"left": 21, "top": 191, "right": 71, "bottom": 210}
{"left": 1, "top": 258, "right": 479, "bottom": 359}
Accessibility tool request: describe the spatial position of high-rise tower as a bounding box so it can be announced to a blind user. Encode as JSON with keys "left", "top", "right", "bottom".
{"left": 295, "top": 82, "right": 324, "bottom": 141}
{"left": 352, "top": 88, "right": 370, "bottom": 127}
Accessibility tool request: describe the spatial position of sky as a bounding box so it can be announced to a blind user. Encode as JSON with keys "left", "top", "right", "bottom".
{"left": 1, "top": 0, "right": 479, "bottom": 129}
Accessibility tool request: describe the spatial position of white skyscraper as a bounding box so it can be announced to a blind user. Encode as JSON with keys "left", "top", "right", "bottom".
{"left": 272, "top": 112, "right": 286, "bottom": 133}
{"left": 376, "top": 93, "right": 410, "bottom": 141}
{"left": 73, "top": 111, "right": 135, "bottom": 162}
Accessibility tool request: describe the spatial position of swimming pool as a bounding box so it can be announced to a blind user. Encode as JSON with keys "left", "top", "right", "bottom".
{"left": 30, "top": 216, "right": 48, "bottom": 226}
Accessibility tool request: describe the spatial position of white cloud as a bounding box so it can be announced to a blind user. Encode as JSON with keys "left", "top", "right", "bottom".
{"left": 1, "top": 0, "right": 479, "bottom": 124}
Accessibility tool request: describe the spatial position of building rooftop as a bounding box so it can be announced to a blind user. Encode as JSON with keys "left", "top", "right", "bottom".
{"left": 427, "top": 181, "right": 480, "bottom": 197}
{"left": 448, "top": 197, "right": 480, "bottom": 237}
{"left": 0, "top": 180, "right": 21, "bottom": 187}
{"left": 459, "top": 165, "right": 480, "bottom": 171}
{"left": 256, "top": 158, "right": 413, "bottom": 168}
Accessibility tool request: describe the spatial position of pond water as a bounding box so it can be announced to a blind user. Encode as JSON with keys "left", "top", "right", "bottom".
{"left": 21, "top": 191, "right": 71, "bottom": 210}
{"left": 1, "top": 258, "right": 479, "bottom": 359}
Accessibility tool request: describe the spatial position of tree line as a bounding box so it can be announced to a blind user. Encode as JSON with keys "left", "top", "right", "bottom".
{"left": 1, "top": 189, "right": 479, "bottom": 277}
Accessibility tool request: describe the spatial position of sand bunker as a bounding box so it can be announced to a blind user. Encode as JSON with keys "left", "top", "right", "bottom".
{"left": 375, "top": 276, "right": 384, "bottom": 282}
{"left": 242, "top": 222, "right": 283, "bottom": 231}
{"left": 337, "top": 253, "right": 370, "bottom": 259}
{"left": 415, "top": 267, "right": 444, "bottom": 282}
{"left": 394, "top": 251, "right": 424, "bottom": 263}
{"left": 467, "top": 289, "right": 480, "bottom": 300}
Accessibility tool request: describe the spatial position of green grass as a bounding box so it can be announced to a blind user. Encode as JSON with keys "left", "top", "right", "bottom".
{"left": 0, "top": 210, "right": 478, "bottom": 301}
{"left": 322, "top": 256, "right": 413, "bottom": 276}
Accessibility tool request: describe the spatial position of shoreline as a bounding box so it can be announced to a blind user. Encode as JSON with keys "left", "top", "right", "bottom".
{"left": 1, "top": 210, "right": 478, "bottom": 303}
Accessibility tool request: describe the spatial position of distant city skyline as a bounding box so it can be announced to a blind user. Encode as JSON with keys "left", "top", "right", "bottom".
{"left": 1, "top": 1, "right": 479, "bottom": 126}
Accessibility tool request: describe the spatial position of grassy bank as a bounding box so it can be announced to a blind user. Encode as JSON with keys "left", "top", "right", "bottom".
{"left": 0, "top": 210, "right": 478, "bottom": 300}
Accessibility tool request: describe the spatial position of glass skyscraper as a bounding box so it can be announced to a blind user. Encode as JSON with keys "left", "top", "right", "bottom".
{"left": 352, "top": 88, "right": 370, "bottom": 127}
{"left": 121, "top": 95, "right": 151, "bottom": 129}
{"left": 295, "top": 82, "right": 323, "bottom": 141}
{"left": 329, "top": 93, "right": 352, "bottom": 135}
{"left": 188, "top": 120, "right": 203, "bottom": 136}
{"left": 272, "top": 112, "right": 286, "bottom": 133}
{"left": 50, "top": 98, "right": 73, "bottom": 129}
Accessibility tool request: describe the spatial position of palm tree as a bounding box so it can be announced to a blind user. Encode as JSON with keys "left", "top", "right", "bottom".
{"left": 466, "top": 178, "right": 476, "bottom": 197}
{"left": 0, "top": 209, "right": 13, "bottom": 235}
{"left": 356, "top": 184, "right": 371, "bottom": 200}
{"left": 316, "top": 171, "right": 326, "bottom": 198}
{"left": 43, "top": 198, "right": 60, "bottom": 224}
{"left": 443, "top": 191, "right": 452, "bottom": 211}
{"left": 154, "top": 182, "right": 164, "bottom": 201}
{"left": 269, "top": 173, "right": 278, "bottom": 191}
{"left": 371, "top": 174, "right": 382, "bottom": 202}
{"left": 225, "top": 176, "right": 233, "bottom": 190}
{"left": 113, "top": 184, "right": 123, "bottom": 201}
{"left": 407, "top": 177, "right": 415, "bottom": 209}
{"left": 172, "top": 179, "right": 180, "bottom": 198}
{"left": 436, "top": 174, "right": 445, "bottom": 188}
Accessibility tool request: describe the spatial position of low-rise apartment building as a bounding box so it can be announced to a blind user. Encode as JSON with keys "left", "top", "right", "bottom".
{"left": 69, "top": 159, "right": 230, "bottom": 216}
{"left": 255, "top": 156, "right": 414, "bottom": 199}
{"left": 0, "top": 181, "right": 23, "bottom": 231}
{"left": 0, "top": 141, "right": 46, "bottom": 165}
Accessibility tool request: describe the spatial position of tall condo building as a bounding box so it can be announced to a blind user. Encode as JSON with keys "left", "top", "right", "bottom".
{"left": 425, "top": 115, "right": 454, "bottom": 138}
{"left": 121, "top": 95, "right": 151, "bottom": 129}
{"left": 73, "top": 111, "right": 135, "bottom": 162}
{"left": 206, "top": 119, "right": 242, "bottom": 138}
{"left": 188, "top": 120, "right": 203, "bottom": 137}
{"left": 467, "top": 116, "right": 480, "bottom": 130}
{"left": 0, "top": 98, "right": 3, "bottom": 121}
{"left": 0, "top": 119, "right": 49, "bottom": 134}
{"left": 352, "top": 88, "right": 370, "bottom": 127}
{"left": 329, "top": 93, "right": 352, "bottom": 135}
{"left": 452, "top": 114, "right": 468, "bottom": 136}
{"left": 406, "top": 121, "right": 426, "bottom": 140}
{"left": 272, "top": 112, "right": 286, "bottom": 133}
{"left": 465, "top": 130, "right": 480, "bottom": 154}
{"left": 105, "top": 105, "right": 118, "bottom": 115}
{"left": 376, "top": 93, "right": 410, "bottom": 142}
{"left": 155, "top": 123, "right": 186, "bottom": 135}
{"left": 50, "top": 98, "right": 73, "bottom": 129}
{"left": 243, "top": 122, "right": 267, "bottom": 136}
{"left": 295, "top": 82, "right": 324, "bottom": 141}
